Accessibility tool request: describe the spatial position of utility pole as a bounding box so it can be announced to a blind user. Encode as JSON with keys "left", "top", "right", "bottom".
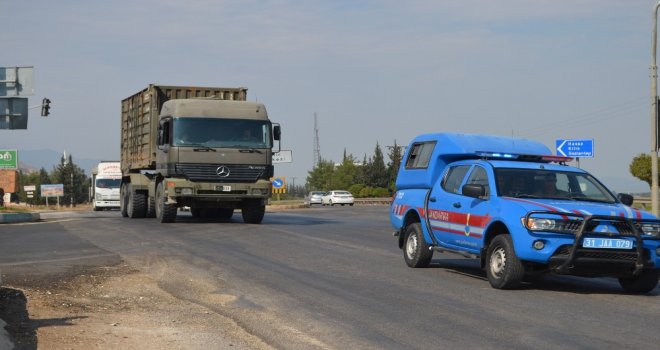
{"left": 313, "top": 112, "right": 321, "bottom": 166}
{"left": 651, "top": 1, "right": 660, "bottom": 216}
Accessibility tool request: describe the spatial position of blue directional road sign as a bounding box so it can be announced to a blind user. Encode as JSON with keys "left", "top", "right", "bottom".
{"left": 556, "top": 139, "right": 594, "bottom": 158}
{"left": 272, "top": 178, "right": 285, "bottom": 189}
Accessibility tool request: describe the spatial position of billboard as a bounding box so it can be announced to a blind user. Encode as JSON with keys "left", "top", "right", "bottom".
{"left": 41, "top": 184, "right": 64, "bottom": 197}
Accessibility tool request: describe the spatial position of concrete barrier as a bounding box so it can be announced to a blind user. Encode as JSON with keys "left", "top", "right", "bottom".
{"left": 0, "top": 212, "right": 40, "bottom": 224}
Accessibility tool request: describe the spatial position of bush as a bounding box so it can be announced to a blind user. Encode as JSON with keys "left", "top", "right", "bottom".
{"left": 348, "top": 184, "right": 364, "bottom": 197}
{"left": 372, "top": 187, "right": 391, "bottom": 197}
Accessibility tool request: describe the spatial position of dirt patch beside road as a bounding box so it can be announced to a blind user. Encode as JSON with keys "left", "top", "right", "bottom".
{"left": 0, "top": 263, "right": 271, "bottom": 350}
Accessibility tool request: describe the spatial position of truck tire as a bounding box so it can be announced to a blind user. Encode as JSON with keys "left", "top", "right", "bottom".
{"left": 486, "top": 235, "right": 525, "bottom": 289}
{"left": 127, "top": 184, "right": 147, "bottom": 218}
{"left": 618, "top": 269, "right": 660, "bottom": 293}
{"left": 120, "top": 183, "right": 129, "bottom": 217}
{"left": 155, "top": 182, "right": 177, "bottom": 223}
{"left": 242, "top": 200, "right": 265, "bottom": 224}
{"left": 403, "top": 222, "right": 433, "bottom": 268}
{"left": 216, "top": 208, "right": 234, "bottom": 221}
{"left": 146, "top": 197, "right": 156, "bottom": 218}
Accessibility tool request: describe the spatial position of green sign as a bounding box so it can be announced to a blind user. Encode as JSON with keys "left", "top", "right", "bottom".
{"left": 0, "top": 149, "right": 18, "bottom": 169}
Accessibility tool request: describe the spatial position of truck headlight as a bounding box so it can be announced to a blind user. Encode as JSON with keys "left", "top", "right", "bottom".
{"left": 177, "top": 187, "right": 193, "bottom": 195}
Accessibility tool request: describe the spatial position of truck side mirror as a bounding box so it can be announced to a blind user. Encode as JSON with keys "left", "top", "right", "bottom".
{"left": 617, "top": 193, "right": 633, "bottom": 206}
{"left": 273, "top": 125, "right": 281, "bottom": 141}
{"left": 462, "top": 184, "right": 485, "bottom": 198}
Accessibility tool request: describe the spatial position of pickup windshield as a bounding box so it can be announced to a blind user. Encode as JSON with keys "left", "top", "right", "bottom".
{"left": 173, "top": 118, "right": 272, "bottom": 149}
{"left": 494, "top": 168, "right": 617, "bottom": 203}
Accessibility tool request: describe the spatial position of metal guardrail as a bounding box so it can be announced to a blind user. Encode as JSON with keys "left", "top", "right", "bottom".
{"left": 269, "top": 197, "right": 392, "bottom": 207}
{"left": 634, "top": 197, "right": 651, "bottom": 210}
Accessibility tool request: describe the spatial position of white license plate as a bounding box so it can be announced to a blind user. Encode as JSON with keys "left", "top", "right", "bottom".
{"left": 583, "top": 238, "right": 632, "bottom": 250}
{"left": 216, "top": 185, "right": 231, "bottom": 192}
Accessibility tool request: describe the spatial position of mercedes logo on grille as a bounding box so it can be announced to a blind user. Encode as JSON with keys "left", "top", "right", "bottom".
{"left": 216, "top": 166, "right": 230, "bottom": 177}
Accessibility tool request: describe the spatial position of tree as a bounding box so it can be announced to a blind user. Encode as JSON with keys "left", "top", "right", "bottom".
{"left": 629, "top": 153, "right": 654, "bottom": 187}
{"left": 387, "top": 140, "right": 404, "bottom": 191}
{"left": 17, "top": 167, "right": 51, "bottom": 205}
{"left": 306, "top": 159, "right": 335, "bottom": 191}
{"left": 51, "top": 154, "right": 89, "bottom": 206}
{"left": 333, "top": 150, "right": 358, "bottom": 190}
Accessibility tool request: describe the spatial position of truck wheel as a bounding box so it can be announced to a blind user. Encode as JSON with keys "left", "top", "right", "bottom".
{"left": 618, "top": 269, "right": 660, "bottom": 293}
{"left": 486, "top": 235, "right": 525, "bottom": 289}
{"left": 403, "top": 223, "right": 433, "bottom": 268}
{"left": 120, "top": 183, "right": 129, "bottom": 217}
{"left": 155, "top": 182, "right": 177, "bottom": 223}
{"left": 216, "top": 208, "right": 234, "bottom": 221}
{"left": 191, "top": 208, "right": 202, "bottom": 218}
{"left": 146, "top": 197, "right": 156, "bottom": 218}
{"left": 242, "top": 200, "right": 265, "bottom": 224}
{"left": 127, "top": 184, "right": 147, "bottom": 218}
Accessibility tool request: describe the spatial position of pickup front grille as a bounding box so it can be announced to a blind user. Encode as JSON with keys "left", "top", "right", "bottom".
{"left": 174, "top": 163, "right": 272, "bottom": 183}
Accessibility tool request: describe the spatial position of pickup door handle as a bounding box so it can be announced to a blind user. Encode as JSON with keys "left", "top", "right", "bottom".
{"left": 453, "top": 202, "right": 461, "bottom": 208}
{"left": 429, "top": 197, "right": 436, "bottom": 202}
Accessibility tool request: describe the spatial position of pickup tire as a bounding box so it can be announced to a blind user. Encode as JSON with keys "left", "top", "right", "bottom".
{"left": 155, "top": 182, "right": 177, "bottom": 223}
{"left": 403, "top": 223, "right": 433, "bottom": 268}
{"left": 127, "top": 184, "right": 147, "bottom": 219}
{"left": 486, "top": 235, "right": 525, "bottom": 289}
{"left": 618, "top": 269, "right": 659, "bottom": 293}
{"left": 242, "top": 200, "right": 265, "bottom": 224}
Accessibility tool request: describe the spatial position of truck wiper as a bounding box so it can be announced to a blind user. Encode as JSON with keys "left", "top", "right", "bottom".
{"left": 239, "top": 148, "right": 263, "bottom": 154}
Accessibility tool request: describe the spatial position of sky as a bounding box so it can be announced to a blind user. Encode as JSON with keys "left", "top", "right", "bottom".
{"left": 0, "top": 0, "right": 658, "bottom": 192}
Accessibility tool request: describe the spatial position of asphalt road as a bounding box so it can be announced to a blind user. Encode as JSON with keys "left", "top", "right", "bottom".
{"left": 1, "top": 206, "right": 659, "bottom": 349}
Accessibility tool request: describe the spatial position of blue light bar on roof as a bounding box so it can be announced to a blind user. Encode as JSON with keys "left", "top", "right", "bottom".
{"left": 476, "top": 151, "right": 573, "bottom": 163}
{"left": 475, "top": 151, "right": 519, "bottom": 159}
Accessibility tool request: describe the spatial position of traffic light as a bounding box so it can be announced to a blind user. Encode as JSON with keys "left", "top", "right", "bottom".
{"left": 40, "top": 98, "right": 50, "bottom": 116}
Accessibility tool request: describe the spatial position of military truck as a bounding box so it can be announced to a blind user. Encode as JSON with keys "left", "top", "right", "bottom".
{"left": 120, "top": 84, "right": 281, "bottom": 223}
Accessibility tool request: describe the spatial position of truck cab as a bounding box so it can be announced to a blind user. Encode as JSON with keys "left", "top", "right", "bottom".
{"left": 391, "top": 133, "right": 660, "bottom": 292}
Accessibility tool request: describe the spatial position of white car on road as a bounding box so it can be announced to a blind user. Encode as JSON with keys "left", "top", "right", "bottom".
{"left": 322, "top": 191, "right": 354, "bottom": 206}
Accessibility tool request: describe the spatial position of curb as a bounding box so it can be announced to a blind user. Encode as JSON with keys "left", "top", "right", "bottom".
{"left": 0, "top": 212, "right": 41, "bottom": 224}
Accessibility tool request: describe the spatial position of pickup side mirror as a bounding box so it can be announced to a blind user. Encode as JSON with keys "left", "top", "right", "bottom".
{"left": 462, "top": 184, "right": 485, "bottom": 198}
{"left": 617, "top": 193, "right": 633, "bottom": 206}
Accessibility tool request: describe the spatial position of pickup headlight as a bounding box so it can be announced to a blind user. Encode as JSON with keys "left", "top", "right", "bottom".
{"left": 637, "top": 222, "right": 660, "bottom": 238}
{"left": 523, "top": 217, "right": 581, "bottom": 234}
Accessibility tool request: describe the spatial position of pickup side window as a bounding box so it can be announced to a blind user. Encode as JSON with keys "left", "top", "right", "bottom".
{"left": 465, "top": 166, "right": 490, "bottom": 197}
{"left": 442, "top": 165, "right": 471, "bottom": 194}
{"left": 405, "top": 141, "right": 436, "bottom": 169}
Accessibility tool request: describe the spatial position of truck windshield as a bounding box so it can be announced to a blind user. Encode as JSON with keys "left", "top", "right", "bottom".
{"left": 173, "top": 118, "right": 271, "bottom": 149}
{"left": 494, "top": 168, "right": 617, "bottom": 203}
{"left": 96, "top": 179, "right": 121, "bottom": 189}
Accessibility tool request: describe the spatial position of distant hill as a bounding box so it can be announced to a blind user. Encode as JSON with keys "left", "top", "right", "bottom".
{"left": 16, "top": 149, "right": 102, "bottom": 175}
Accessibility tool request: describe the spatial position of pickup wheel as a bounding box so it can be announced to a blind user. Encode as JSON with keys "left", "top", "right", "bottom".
{"left": 486, "top": 235, "right": 524, "bottom": 289}
{"left": 155, "top": 182, "right": 177, "bottom": 223}
{"left": 618, "top": 269, "right": 660, "bottom": 293}
{"left": 403, "top": 223, "right": 433, "bottom": 268}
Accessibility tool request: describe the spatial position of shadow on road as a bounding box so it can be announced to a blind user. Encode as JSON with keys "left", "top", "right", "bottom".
{"left": 426, "top": 257, "right": 660, "bottom": 296}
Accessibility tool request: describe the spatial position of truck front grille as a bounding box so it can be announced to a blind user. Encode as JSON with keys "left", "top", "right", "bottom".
{"left": 174, "top": 163, "right": 272, "bottom": 183}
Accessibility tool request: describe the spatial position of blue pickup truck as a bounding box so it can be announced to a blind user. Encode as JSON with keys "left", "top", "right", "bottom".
{"left": 390, "top": 133, "right": 660, "bottom": 292}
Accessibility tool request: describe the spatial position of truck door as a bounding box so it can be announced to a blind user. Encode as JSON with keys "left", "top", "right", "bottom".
{"left": 428, "top": 164, "right": 492, "bottom": 253}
